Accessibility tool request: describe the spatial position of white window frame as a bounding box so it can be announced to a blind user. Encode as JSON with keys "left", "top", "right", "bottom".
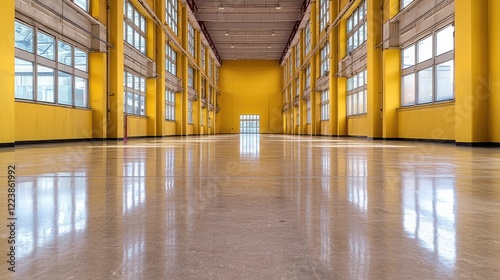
{"left": 124, "top": 70, "right": 146, "bottom": 116}
{"left": 321, "top": 90, "right": 329, "bottom": 121}
{"left": 320, "top": 42, "right": 330, "bottom": 76}
{"left": 188, "top": 22, "right": 196, "bottom": 58}
{"left": 188, "top": 66, "right": 194, "bottom": 89}
{"left": 305, "top": 64, "right": 311, "bottom": 89}
{"left": 305, "top": 21, "right": 311, "bottom": 54}
{"left": 295, "top": 44, "right": 300, "bottom": 70}
{"left": 165, "top": 89, "right": 175, "bottom": 121}
{"left": 124, "top": 0, "right": 147, "bottom": 54}
{"left": 347, "top": 69, "right": 367, "bottom": 116}
{"left": 319, "top": 0, "right": 330, "bottom": 31}
{"left": 166, "top": 0, "right": 178, "bottom": 34}
{"left": 401, "top": 24, "right": 455, "bottom": 106}
{"left": 347, "top": 0, "right": 367, "bottom": 54}
{"left": 306, "top": 99, "right": 312, "bottom": 124}
{"left": 14, "top": 20, "right": 89, "bottom": 108}
{"left": 166, "top": 43, "right": 177, "bottom": 75}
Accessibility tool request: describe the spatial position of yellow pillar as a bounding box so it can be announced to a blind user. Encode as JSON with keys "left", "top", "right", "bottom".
{"left": 337, "top": 18, "right": 347, "bottom": 136}
{"left": 328, "top": 0, "right": 339, "bottom": 136}
{"left": 179, "top": 6, "right": 189, "bottom": 135}
{"left": 490, "top": 0, "right": 500, "bottom": 143}
{"left": 382, "top": 0, "right": 400, "bottom": 139}
{"left": 89, "top": 0, "right": 107, "bottom": 139}
{"left": 455, "top": 0, "right": 489, "bottom": 144}
{"left": 107, "top": 0, "right": 125, "bottom": 139}
{"left": 366, "top": 0, "right": 383, "bottom": 139}
{"left": 156, "top": 0, "right": 166, "bottom": 136}
{"left": 309, "top": 0, "right": 318, "bottom": 135}
{"left": 146, "top": 18, "right": 157, "bottom": 136}
{"left": 0, "top": 0, "right": 15, "bottom": 145}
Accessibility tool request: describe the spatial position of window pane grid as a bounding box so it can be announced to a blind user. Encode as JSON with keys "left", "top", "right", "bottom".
{"left": 401, "top": 24, "right": 454, "bottom": 106}
{"left": 15, "top": 20, "right": 88, "bottom": 107}
{"left": 319, "top": 0, "right": 330, "bottom": 31}
{"left": 165, "top": 89, "right": 176, "bottom": 121}
{"left": 166, "top": 0, "right": 178, "bottom": 34}
{"left": 124, "top": 71, "right": 146, "bottom": 116}
{"left": 347, "top": 0, "right": 367, "bottom": 54}
{"left": 347, "top": 70, "right": 367, "bottom": 116}
{"left": 305, "top": 21, "right": 311, "bottom": 54}
{"left": 320, "top": 42, "right": 330, "bottom": 76}
{"left": 321, "top": 90, "right": 330, "bottom": 121}
{"left": 124, "top": 0, "right": 146, "bottom": 54}
{"left": 166, "top": 44, "right": 177, "bottom": 75}
{"left": 188, "top": 23, "right": 196, "bottom": 58}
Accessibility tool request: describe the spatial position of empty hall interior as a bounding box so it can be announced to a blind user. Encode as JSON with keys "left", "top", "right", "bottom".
{"left": 1, "top": 0, "right": 500, "bottom": 278}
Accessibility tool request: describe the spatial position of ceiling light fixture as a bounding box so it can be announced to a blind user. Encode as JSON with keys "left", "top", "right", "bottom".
{"left": 271, "top": 31, "right": 276, "bottom": 36}
{"left": 225, "top": 31, "right": 229, "bottom": 36}
{"left": 276, "top": 3, "right": 281, "bottom": 9}
{"left": 218, "top": 4, "right": 224, "bottom": 10}
{"left": 268, "top": 44, "right": 271, "bottom": 48}
{"left": 231, "top": 44, "right": 235, "bottom": 48}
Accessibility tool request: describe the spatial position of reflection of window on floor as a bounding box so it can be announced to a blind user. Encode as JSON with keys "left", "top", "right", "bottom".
{"left": 240, "top": 114, "right": 260, "bottom": 134}
{"left": 403, "top": 175, "right": 456, "bottom": 267}
{"left": 240, "top": 134, "right": 260, "bottom": 157}
{"left": 17, "top": 172, "right": 88, "bottom": 259}
{"left": 123, "top": 159, "right": 145, "bottom": 214}
{"left": 347, "top": 153, "right": 368, "bottom": 212}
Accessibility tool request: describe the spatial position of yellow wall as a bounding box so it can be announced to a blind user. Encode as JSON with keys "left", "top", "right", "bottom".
{"left": 127, "top": 116, "right": 148, "bottom": 137}
{"left": 489, "top": 0, "right": 500, "bottom": 143}
{"left": 220, "top": 60, "right": 283, "bottom": 134}
{"left": 0, "top": 0, "right": 15, "bottom": 145}
{"left": 397, "top": 103, "right": 455, "bottom": 140}
{"left": 15, "top": 103, "right": 93, "bottom": 141}
{"left": 347, "top": 116, "right": 368, "bottom": 136}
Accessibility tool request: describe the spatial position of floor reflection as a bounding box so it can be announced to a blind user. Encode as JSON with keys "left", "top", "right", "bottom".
{"left": 240, "top": 134, "right": 260, "bottom": 157}
{"left": 17, "top": 172, "right": 88, "bottom": 259}
{"left": 403, "top": 175, "right": 457, "bottom": 267}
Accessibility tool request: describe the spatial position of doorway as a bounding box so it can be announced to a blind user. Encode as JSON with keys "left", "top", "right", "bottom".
{"left": 240, "top": 115, "right": 260, "bottom": 134}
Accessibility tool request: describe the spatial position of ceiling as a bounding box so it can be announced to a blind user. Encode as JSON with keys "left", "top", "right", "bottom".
{"left": 192, "top": 0, "right": 305, "bottom": 61}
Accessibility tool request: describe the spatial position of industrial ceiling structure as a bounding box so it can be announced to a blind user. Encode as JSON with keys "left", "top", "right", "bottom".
{"left": 191, "top": 0, "right": 306, "bottom": 61}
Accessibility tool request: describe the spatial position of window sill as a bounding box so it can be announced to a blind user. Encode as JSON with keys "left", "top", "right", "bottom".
{"left": 397, "top": 100, "right": 455, "bottom": 112}
{"left": 15, "top": 99, "right": 91, "bottom": 111}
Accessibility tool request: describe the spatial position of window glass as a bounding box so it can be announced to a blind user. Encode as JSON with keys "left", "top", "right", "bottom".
{"left": 417, "top": 36, "right": 433, "bottom": 63}
{"left": 58, "top": 71, "right": 73, "bottom": 105}
{"left": 37, "top": 32, "right": 55, "bottom": 60}
{"left": 402, "top": 45, "right": 415, "bottom": 68}
{"left": 436, "top": 60, "right": 454, "bottom": 101}
{"left": 73, "top": 0, "right": 88, "bottom": 11}
{"left": 15, "top": 21, "right": 34, "bottom": 52}
{"left": 417, "top": 67, "right": 433, "bottom": 104}
{"left": 402, "top": 74, "right": 415, "bottom": 106}
{"left": 58, "top": 41, "right": 73, "bottom": 66}
{"left": 15, "top": 58, "right": 34, "bottom": 100}
{"left": 75, "top": 77, "right": 88, "bottom": 107}
{"left": 75, "top": 48, "right": 88, "bottom": 72}
{"left": 37, "top": 65, "right": 55, "bottom": 102}
{"left": 436, "top": 25, "right": 454, "bottom": 56}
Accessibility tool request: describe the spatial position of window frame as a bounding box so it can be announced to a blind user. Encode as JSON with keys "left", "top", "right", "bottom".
{"left": 188, "top": 22, "right": 196, "bottom": 58}
{"left": 320, "top": 42, "right": 330, "bottom": 76}
{"left": 321, "top": 90, "right": 329, "bottom": 121}
{"left": 124, "top": 70, "right": 147, "bottom": 116}
{"left": 124, "top": 0, "right": 147, "bottom": 54}
{"left": 166, "top": 43, "right": 177, "bottom": 75}
{"left": 165, "top": 89, "right": 176, "bottom": 121}
{"left": 166, "top": 0, "right": 178, "bottom": 34}
{"left": 347, "top": 69, "right": 367, "bottom": 116}
{"left": 319, "top": 0, "right": 330, "bottom": 32}
{"left": 346, "top": 0, "right": 367, "bottom": 54}
{"left": 400, "top": 24, "right": 455, "bottom": 106}
{"left": 14, "top": 20, "right": 89, "bottom": 108}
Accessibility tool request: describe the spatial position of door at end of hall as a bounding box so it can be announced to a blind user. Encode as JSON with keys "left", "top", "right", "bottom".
{"left": 239, "top": 115, "right": 260, "bottom": 134}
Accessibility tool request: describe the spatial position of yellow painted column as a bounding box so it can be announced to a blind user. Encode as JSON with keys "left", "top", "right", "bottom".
{"left": 337, "top": 18, "right": 347, "bottom": 136}
{"left": 0, "top": 0, "right": 15, "bottom": 145}
{"left": 310, "top": 0, "right": 318, "bottom": 135}
{"left": 89, "top": 0, "right": 107, "bottom": 139}
{"left": 146, "top": 17, "right": 157, "bottom": 136}
{"left": 455, "top": 0, "right": 489, "bottom": 144}
{"left": 366, "top": 0, "right": 383, "bottom": 139}
{"left": 382, "top": 0, "right": 400, "bottom": 139}
{"left": 328, "top": 0, "right": 339, "bottom": 136}
{"left": 179, "top": 6, "right": 189, "bottom": 135}
{"left": 155, "top": 0, "right": 166, "bottom": 136}
{"left": 490, "top": 0, "right": 500, "bottom": 143}
{"left": 107, "top": 0, "right": 125, "bottom": 139}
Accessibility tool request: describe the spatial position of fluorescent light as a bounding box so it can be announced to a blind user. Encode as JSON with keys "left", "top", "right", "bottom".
{"left": 231, "top": 44, "right": 235, "bottom": 48}
{"left": 276, "top": 3, "right": 281, "bottom": 9}
{"left": 225, "top": 31, "right": 229, "bottom": 36}
{"left": 218, "top": 4, "right": 224, "bottom": 10}
{"left": 271, "top": 31, "right": 276, "bottom": 36}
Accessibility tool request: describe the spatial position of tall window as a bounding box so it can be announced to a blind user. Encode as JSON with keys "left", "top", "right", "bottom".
{"left": 295, "top": 44, "right": 300, "bottom": 69}
{"left": 401, "top": 25, "right": 454, "bottom": 106}
{"left": 124, "top": 0, "right": 146, "bottom": 54}
{"left": 188, "top": 22, "right": 195, "bottom": 58}
{"left": 347, "top": 0, "right": 367, "bottom": 54}
{"left": 187, "top": 100, "right": 193, "bottom": 124}
{"left": 306, "top": 99, "right": 312, "bottom": 124}
{"left": 209, "top": 58, "right": 214, "bottom": 80}
{"left": 15, "top": 20, "right": 88, "bottom": 107}
{"left": 166, "top": 0, "right": 178, "bottom": 34}
{"left": 201, "top": 78, "right": 206, "bottom": 99}
{"left": 216, "top": 66, "right": 220, "bottom": 86}
{"left": 124, "top": 71, "right": 146, "bottom": 116}
{"left": 201, "top": 45, "right": 206, "bottom": 70}
{"left": 72, "top": 0, "right": 89, "bottom": 11}
{"left": 166, "top": 43, "right": 176, "bottom": 75}
{"left": 321, "top": 90, "right": 329, "bottom": 121}
{"left": 319, "top": 0, "right": 330, "bottom": 31}
{"left": 165, "top": 89, "right": 175, "bottom": 120}
{"left": 347, "top": 69, "right": 367, "bottom": 116}
{"left": 305, "top": 65, "right": 311, "bottom": 89}
{"left": 305, "top": 21, "right": 311, "bottom": 54}
{"left": 188, "top": 66, "right": 194, "bottom": 88}
{"left": 320, "top": 42, "right": 330, "bottom": 76}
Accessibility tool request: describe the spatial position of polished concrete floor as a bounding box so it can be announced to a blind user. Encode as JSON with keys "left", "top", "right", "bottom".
{"left": 1, "top": 134, "right": 500, "bottom": 279}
